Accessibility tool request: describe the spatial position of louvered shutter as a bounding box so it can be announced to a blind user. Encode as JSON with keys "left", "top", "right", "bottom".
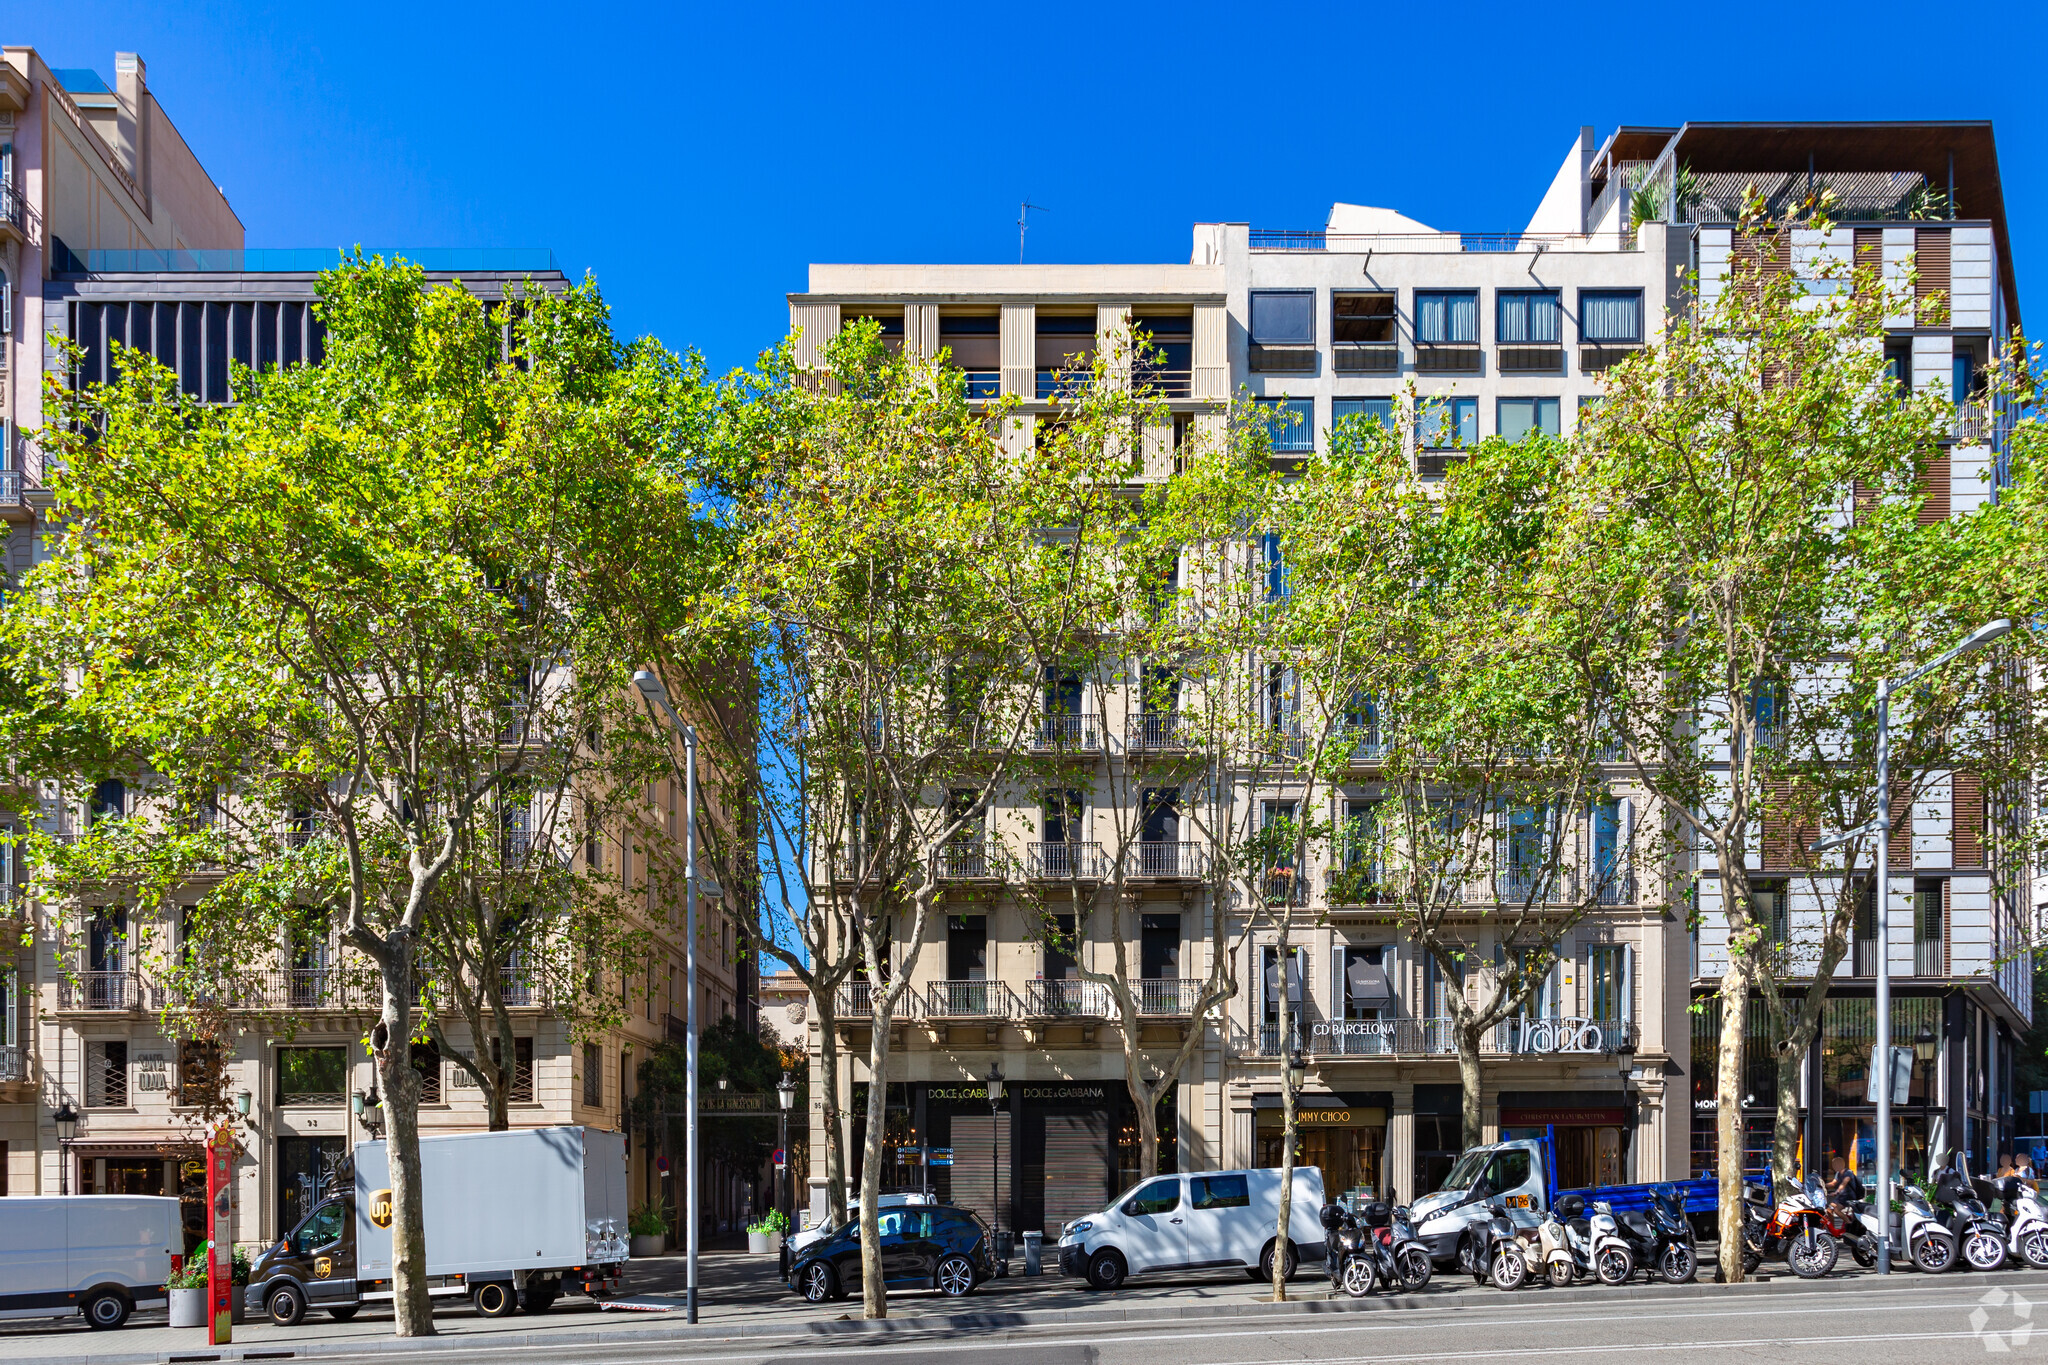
{"left": 1919, "top": 453, "right": 1951, "bottom": 525}
{"left": 1915, "top": 228, "right": 1951, "bottom": 326}
{"left": 1952, "top": 771, "right": 1984, "bottom": 867}
{"left": 1619, "top": 943, "right": 1635, "bottom": 1024}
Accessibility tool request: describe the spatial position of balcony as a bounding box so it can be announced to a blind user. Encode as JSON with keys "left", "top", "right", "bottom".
{"left": 961, "top": 371, "right": 1001, "bottom": 401}
{"left": 499, "top": 967, "right": 541, "bottom": 1007}
{"left": 1033, "top": 714, "right": 1100, "bottom": 752}
{"left": 1133, "top": 366, "right": 1193, "bottom": 398}
{"left": 1311, "top": 1018, "right": 1405, "bottom": 1056}
{"left": 1036, "top": 369, "right": 1093, "bottom": 401}
{"left": 0, "top": 1045, "right": 22, "bottom": 1083}
{"left": 1026, "top": 841, "right": 1109, "bottom": 881}
{"left": 59, "top": 971, "right": 142, "bottom": 1011}
{"left": 1022, "top": 979, "right": 1109, "bottom": 1019}
{"left": 834, "top": 981, "right": 913, "bottom": 1019}
{"left": 1853, "top": 937, "right": 1879, "bottom": 976}
{"left": 1128, "top": 841, "right": 1207, "bottom": 881}
{"left": 1596, "top": 873, "right": 1638, "bottom": 906}
{"left": 1916, "top": 938, "right": 1947, "bottom": 977}
{"left": 1325, "top": 865, "right": 1393, "bottom": 907}
{"left": 1126, "top": 712, "right": 1190, "bottom": 753}
{"left": 1955, "top": 402, "right": 1990, "bottom": 445}
{"left": 1468, "top": 872, "right": 1576, "bottom": 905}
{"left": 1341, "top": 725, "right": 1389, "bottom": 764}
{"left": 1497, "top": 345, "right": 1564, "bottom": 374}
{"left": 923, "top": 979, "right": 1014, "bottom": 1020}
{"left": 1261, "top": 869, "right": 1309, "bottom": 906}
{"left": 1332, "top": 343, "right": 1399, "bottom": 375}
{"left": 0, "top": 181, "right": 22, "bottom": 244}
{"left": 1136, "top": 977, "right": 1202, "bottom": 1017}
{"left": 938, "top": 841, "right": 1000, "bottom": 880}
{"left": 1493, "top": 1016, "right": 1637, "bottom": 1055}
{"left": 1414, "top": 342, "right": 1482, "bottom": 374}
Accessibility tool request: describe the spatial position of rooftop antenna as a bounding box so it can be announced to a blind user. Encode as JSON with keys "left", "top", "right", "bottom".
{"left": 1018, "top": 200, "right": 1049, "bottom": 263}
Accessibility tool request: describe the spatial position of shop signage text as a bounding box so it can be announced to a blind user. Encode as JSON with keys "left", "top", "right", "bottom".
{"left": 1311, "top": 1021, "right": 1397, "bottom": 1038}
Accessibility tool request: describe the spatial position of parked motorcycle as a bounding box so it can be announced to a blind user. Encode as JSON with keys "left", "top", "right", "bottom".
{"left": 1468, "top": 1200, "right": 1533, "bottom": 1291}
{"left": 1998, "top": 1177, "right": 2048, "bottom": 1269}
{"left": 1933, "top": 1158, "right": 2008, "bottom": 1272}
{"left": 1537, "top": 1193, "right": 1634, "bottom": 1286}
{"left": 1387, "top": 1200, "right": 1434, "bottom": 1291}
{"left": 1325, "top": 1199, "right": 1432, "bottom": 1297}
{"left": 1607, "top": 1184, "right": 1698, "bottom": 1284}
{"left": 1851, "top": 1179, "right": 1959, "bottom": 1273}
{"left": 1752, "top": 1174, "right": 1846, "bottom": 1278}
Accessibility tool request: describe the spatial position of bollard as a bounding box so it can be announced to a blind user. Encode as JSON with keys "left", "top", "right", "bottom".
{"left": 1023, "top": 1230, "right": 1043, "bottom": 1275}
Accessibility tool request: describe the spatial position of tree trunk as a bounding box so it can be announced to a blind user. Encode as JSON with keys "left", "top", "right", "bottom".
{"left": 1271, "top": 925, "right": 1294, "bottom": 1303}
{"left": 1715, "top": 952, "right": 1750, "bottom": 1284}
{"left": 371, "top": 961, "right": 434, "bottom": 1336}
{"left": 1456, "top": 1025, "right": 1486, "bottom": 1151}
{"left": 814, "top": 993, "right": 847, "bottom": 1230}
{"left": 857, "top": 993, "right": 893, "bottom": 1319}
{"left": 1769, "top": 1033, "right": 1802, "bottom": 1194}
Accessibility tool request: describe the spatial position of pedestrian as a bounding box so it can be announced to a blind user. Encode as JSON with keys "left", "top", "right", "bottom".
{"left": 1997, "top": 1152, "right": 2016, "bottom": 1179}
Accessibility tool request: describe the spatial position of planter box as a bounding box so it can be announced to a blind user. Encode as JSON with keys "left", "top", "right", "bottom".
{"left": 168, "top": 1287, "right": 206, "bottom": 1329}
{"left": 630, "top": 1233, "right": 667, "bottom": 1259}
{"left": 747, "top": 1230, "right": 784, "bottom": 1256}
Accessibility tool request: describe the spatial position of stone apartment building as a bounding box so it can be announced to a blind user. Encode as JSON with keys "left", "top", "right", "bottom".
{"left": 786, "top": 120, "right": 2032, "bottom": 1237}
{"left": 0, "top": 50, "right": 759, "bottom": 1249}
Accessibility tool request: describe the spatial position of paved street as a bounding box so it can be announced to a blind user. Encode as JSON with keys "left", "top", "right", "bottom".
{"left": 3, "top": 1255, "right": 2043, "bottom": 1365}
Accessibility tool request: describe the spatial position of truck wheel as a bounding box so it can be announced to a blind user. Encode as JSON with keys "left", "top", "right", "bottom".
{"left": 1258, "top": 1240, "right": 1298, "bottom": 1283}
{"left": 81, "top": 1292, "right": 131, "bottom": 1330}
{"left": 268, "top": 1284, "right": 307, "bottom": 1327}
{"left": 519, "top": 1287, "right": 558, "bottom": 1315}
{"left": 1087, "top": 1249, "right": 1127, "bottom": 1291}
{"left": 329, "top": 1306, "right": 360, "bottom": 1322}
{"left": 473, "top": 1282, "right": 519, "bottom": 1318}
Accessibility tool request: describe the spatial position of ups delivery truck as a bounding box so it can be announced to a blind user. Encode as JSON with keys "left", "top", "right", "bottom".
{"left": 246, "top": 1126, "right": 630, "bottom": 1326}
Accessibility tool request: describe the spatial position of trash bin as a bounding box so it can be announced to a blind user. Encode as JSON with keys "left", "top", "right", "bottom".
{"left": 994, "top": 1229, "right": 1015, "bottom": 1275}
{"left": 1023, "top": 1230, "right": 1043, "bottom": 1275}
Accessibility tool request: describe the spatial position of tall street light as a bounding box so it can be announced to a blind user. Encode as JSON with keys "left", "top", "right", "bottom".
{"left": 986, "top": 1064, "right": 1006, "bottom": 1261}
{"left": 632, "top": 668, "right": 714, "bottom": 1323}
{"left": 1812, "top": 617, "right": 2010, "bottom": 1275}
{"left": 54, "top": 1102, "right": 78, "bottom": 1194}
{"left": 776, "top": 1071, "right": 797, "bottom": 1220}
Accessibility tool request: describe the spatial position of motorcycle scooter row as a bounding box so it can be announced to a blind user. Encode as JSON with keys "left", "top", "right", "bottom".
{"left": 1323, "top": 1197, "right": 1434, "bottom": 1297}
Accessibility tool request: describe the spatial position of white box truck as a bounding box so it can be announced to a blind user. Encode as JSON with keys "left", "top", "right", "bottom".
{"left": 245, "top": 1125, "right": 630, "bottom": 1326}
{"left": 0, "top": 1195, "right": 184, "bottom": 1329}
{"left": 1055, "top": 1166, "right": 1325, "bottom": 1290}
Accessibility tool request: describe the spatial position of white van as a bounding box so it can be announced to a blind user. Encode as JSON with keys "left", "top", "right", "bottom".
{"left": 1056, "top": 1167, "right": 1325, "bottom": 1290}
{"left": 0, "top": 1195, "right": 184, "bottom": 1329}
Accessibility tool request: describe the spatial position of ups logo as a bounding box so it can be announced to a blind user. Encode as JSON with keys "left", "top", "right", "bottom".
{"left": 315, "top": 1256, "right": 333, "bottom": 1279}
{"left": 369, "top": 1189, "right": 394, "bottom": 1229}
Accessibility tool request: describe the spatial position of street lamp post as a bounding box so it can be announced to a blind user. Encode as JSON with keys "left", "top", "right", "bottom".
{"left": 1812, "top": 617, "right": 2011, "bottom": 1275}
{"left": 1915, "top": 1024, "right": 1940, "bottom": 1177}
{"left": 986, "top": 1065, "right": 1006, "bottom": 1262}
{"left": 632, "top": 668, "right": 715, "bottom": 1324}
{"left": 54, "top": 1101, "right": 78, "bottom": 1194}
{"left": 776, "top": 1072, "right": 797, "bottom": 1220}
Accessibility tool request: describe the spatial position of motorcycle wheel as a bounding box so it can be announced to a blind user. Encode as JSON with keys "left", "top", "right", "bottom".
{"left": 1851, "top": 1236, "right": 1877, "bottom": 1270}
{"left": 1547, "top": 1259, "right": 1575, "bottom": 1289}
{"left": 1340, "top": 1255, "right": 1376, "bottom": 1298}
{"left": 1911, "top": 1233, "right": 1957, "bottom": 1274}
{"left": 1965, "top": 1231, "right": 2008, "bottom": 1272}
{"left": 1398, "top": 1246, "right": 1433, "bottom": 1291}
{"left": 1659, "top": 1242, "right": 1697, "bottom": 1284}
{"left": 1787, "top": 1229, "right": 1838, "bottom": 1279}
{"left": 1596, "top": 1246, "right": 1635, "bottom": 1286}
{"left": 1491, "top": 1244, "right": 1528, "bottom": 1291}
{"left": 1456, "top": 1237, "right": 1477, "bottom": 1276}
{"left": 2021, "top": 1230, "right": 2048, "bottom": 1270}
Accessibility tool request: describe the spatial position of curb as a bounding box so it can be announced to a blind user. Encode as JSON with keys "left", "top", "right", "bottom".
{"left": 22, "top": 1265, "right": 2048, "bottom": 1365}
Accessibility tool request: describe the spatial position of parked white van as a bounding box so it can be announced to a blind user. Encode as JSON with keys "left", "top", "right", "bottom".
{"left": 0, "top": 1195, "right": 184, "bottom": 1329}
{"left": 1056, "top": 1167, "right": 1325, "bottom": 1290}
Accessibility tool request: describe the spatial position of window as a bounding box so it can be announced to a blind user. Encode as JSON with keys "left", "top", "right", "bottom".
{"left": 1497, "top": 291, "right": 1561, "bottom": 343}
{"left": 1592, "top": 797, "right": 1623, "bottom": 896}
{"left": 582, "top": 1042, "right": 602, "bottom": 1107}
{"left": 1416, "top": 397, "right": 1478, "bottom": 447}
{"left": 1588, "top": 946, "right": 1624, "bottom": 1021}
{"left": 291, "top": 1200, "right": 348, "bottom": 1255}
{"left": 1332, "top": 398, "right": 1394, "bottom": 431}
{"left": 89, "top": 779, "right": 126, "bottom": 824}
{"left": 1332, "top": 291, "right": 1396, "bottom": 342}
{"left": 948, "top": 914, "right": 988, "bottom": 980}
{"left": 1042, "top": 914, "right": 1079, "bottom": 980}
{"left": 178, "top": 1039, "right": 223, "bottom": 1107}
{"left": 1261, "top": 532, "right": 1289, "bottom": 601}
{"left": 1190, "top": 1173, "right": 1250, "bottom": 1209}
{"left": 278, "top": 1046, "right": 347, "bottom": 1105}
{"left": 1414, "top": 291, "right": 1478, "bottom": 344}
{"left": 1260, "top": 942, "right": 1305, "bottom": 1021}
{"left": 1484, "top": 1149, "right": 1533, "bottom": 1193}
{"left": 1249, "top": 291, "right": 1315, "bottom": 346}
{"left": 1884, "top": 341, "right": 1912, "bottom": 390}
{"left": 1257, "top": 398, "right": 1314, "bottom": 454}
{"left": 940, "top": 313, "right": 1001, "bottom": 397}
{"left": 1141, "top": 914, "right": 1181, "bottom": 980}
{"left": 1497, "top": 397, "right": 1560, "bottom": 442}
{"left": 1123, "top": 1176, "right": 1181, "bottom": 1216}
{"left": 1344, "top": 944, "right": 1391, "bottom": 1018}
{"left": 1579, "top": 291, "right": 1643, "bottom": 344}
{"left": 1752, "top": 881, "right": 1790, "bottom": 946}
{"left": 412, "top": 1038, "right": 442, "bottom": 1104}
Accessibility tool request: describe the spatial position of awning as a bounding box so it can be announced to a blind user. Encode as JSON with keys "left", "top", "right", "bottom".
{"left": 1346, "top": 961, "right": 1391, "bottom": 1007}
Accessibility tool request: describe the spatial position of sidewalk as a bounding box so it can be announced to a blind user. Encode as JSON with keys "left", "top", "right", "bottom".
{"left": 4, "top": 1250, "right": 2042, "bottom": 1365}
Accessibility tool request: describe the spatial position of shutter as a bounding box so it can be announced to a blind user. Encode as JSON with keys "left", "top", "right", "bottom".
{"left": 951, "top": 1113, "right": 1012, "bottom": 1228}
{"left": 1382, "top": 944, "right": 1398, "bottom": 1013}
{"left": 3, "top": 967, "right": 14, "bottom": 1048}
{"left": 1854, "top": 228, "right": 1883, "bottom": 293}
{"left": 1619, "top": 943, "right": 1635, "bottom": 1024}
{"left": 1887, "top": 781, "right": 1913, "bottom": 868}
{"left": 1761, "top": 777, "right": 1791, "bottom": 870}
{"left": 1549, "top": 955, "right": 1563, "bottom": 1018}
{"left": 1333, "top": 945, "right": 1348, "bottom": 1015}
{"left": 1915, "top": 228, "right": 1951, "bottom": 326}
{"left": 1042, "top": 1113, "right": 1110, "bottom": 1235}
{"left": 1919, "top": 452, "right": 1951, "bottom": 525}
{"left": 1952, "top": 771, "right": 1984, "bottom": 867}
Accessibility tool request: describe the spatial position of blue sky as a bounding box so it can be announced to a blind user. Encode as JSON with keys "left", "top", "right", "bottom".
{"left": 27, "top": 1, "right": 2048, "bottom": 375}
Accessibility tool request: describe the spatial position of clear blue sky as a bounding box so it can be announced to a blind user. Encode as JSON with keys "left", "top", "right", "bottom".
{"left": 26, "top": 1, "right": 2048, "bottom": 375}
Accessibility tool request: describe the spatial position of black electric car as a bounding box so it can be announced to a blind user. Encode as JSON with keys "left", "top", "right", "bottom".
{"left": 786, "top": 1204, "right": 995, "bottom": 1302}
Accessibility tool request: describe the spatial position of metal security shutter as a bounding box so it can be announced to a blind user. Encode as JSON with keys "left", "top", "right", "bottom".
{"left": 1041, "top": 1113, "right": 1109, "bottom": 1235}
{"left": 950, "top": 1113, "right": 1011, "bottom": 1227}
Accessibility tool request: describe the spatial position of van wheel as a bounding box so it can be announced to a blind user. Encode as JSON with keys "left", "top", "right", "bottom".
{"left": 82, "top": 1292, "right": 131, "bottom": 1330}
{"left": 1087, "top": 1249, "right": 1127, "bottom": 1291}
{"left": 473, "top": 1282, "right": 518, "bottom": 1317}
{"left": 328, "top": 1306, "right": 360, "bottom": 1322}
{"left": 267, "top": 1284, "right": 307, "bottom": 1327}
{"left": 1258, "top": 1240, "right": 1298, "bottom": 1283}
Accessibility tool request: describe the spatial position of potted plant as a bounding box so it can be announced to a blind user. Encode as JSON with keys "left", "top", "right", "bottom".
{"left": 747, "top": 1209, "right": 789, "bottom": 1256}
{"left": 628, "top": 1202, "right": 669, "bottom": 1259}
{"left": 167, "top": 1251, "right": 208, "bottom": 1328}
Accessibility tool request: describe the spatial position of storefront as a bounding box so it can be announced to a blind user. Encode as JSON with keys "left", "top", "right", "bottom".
{"left": 852, "top": 1080, "right": 1160, "bottom": 1236}
{"left": 1498, "top": 1091, "right": 1630, "bottom": 1189}
{"left": 1253, "top": 1091, "right": 1388, "bottom": 1203}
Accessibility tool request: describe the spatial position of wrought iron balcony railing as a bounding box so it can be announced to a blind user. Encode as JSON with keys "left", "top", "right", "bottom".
{"left": 923, "top": 979, "right": 1013, "bottom": 1019}
{"left": 1128, "top": 841, "right": 1206, "bottom": 880}
{"left": 1135, "top": 977, "right": 1203, "bottom": 1016}
{"left": 1022, "top": 978, "right": 1109, "bottom": 1018}
{"left": 1026, "top": 841, "right": 1109, "bottom": 880}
